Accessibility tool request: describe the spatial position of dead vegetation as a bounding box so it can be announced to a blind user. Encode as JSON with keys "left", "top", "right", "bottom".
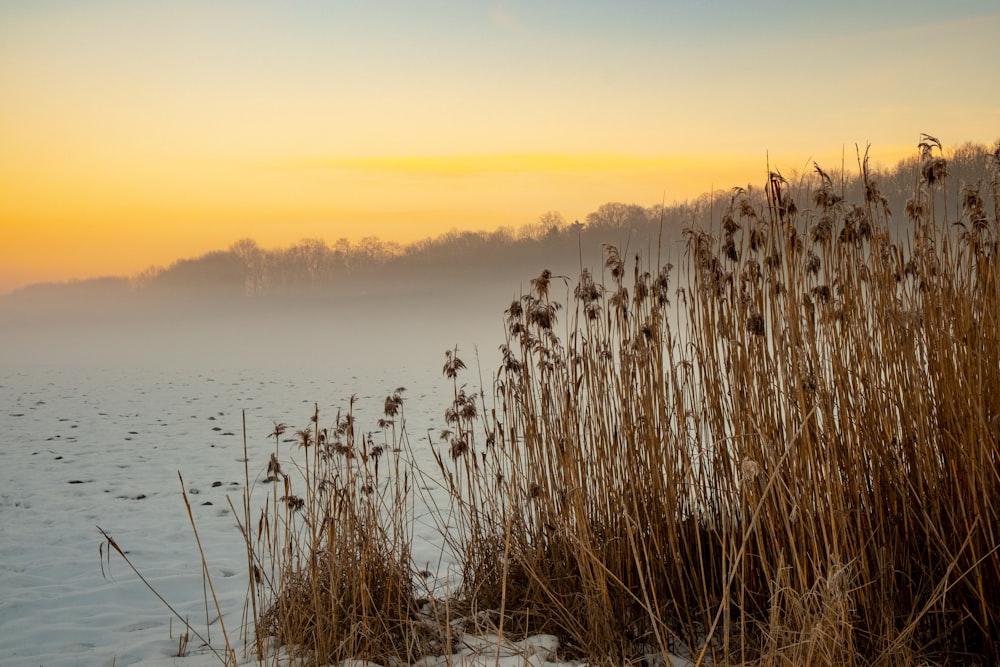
{"left": 144, "top": 137, "right": 1000, "bottom": 666}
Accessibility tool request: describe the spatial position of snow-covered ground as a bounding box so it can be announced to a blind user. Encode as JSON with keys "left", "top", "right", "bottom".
{"left": 0, "top": 358, "right": 461, "bottom": 666}
{"left": 0, "top": 305, "right": 694, "bottom": 667}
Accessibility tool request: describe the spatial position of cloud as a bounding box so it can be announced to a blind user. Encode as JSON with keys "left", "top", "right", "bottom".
{"left": 270, "top": 154, "right": 703, "bottom": 178}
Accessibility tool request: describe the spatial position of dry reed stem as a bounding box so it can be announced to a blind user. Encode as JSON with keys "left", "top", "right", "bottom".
{"left": 130, "top": 139, "right": 997, "bottom": 667}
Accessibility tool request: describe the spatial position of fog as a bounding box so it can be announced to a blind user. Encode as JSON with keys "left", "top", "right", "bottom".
{"left": 6, "top": 141, "right": 993, "bottom": 374}
{"left": 0, "top": 225, "right": 644, "bottom": 376}
{"left": 0, "top": 284, "right": 519, "bottom": 379}
{"left": 8, "top": 135, "right": 971, "bottom": 374}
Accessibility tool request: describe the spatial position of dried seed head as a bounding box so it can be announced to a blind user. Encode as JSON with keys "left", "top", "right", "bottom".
{"left": 921, "top": 157, "right": 948, "bottom": 185}
{"left": 905, "top": 196, "right": 929, "bottom": 222}
{"left": 918, "top": 133, "right": 942, "bottom": 160}
{"left": 604, "top": 244, "right": 625, "bottom": 282}
{"left": 961, "top": 183, "right": 986, "bottom": 220}
{"left": 722, "top": 212, "right": 741, "bottom": 234}
{"left": 529, "top": 301, "right": 559, "bottom": 330}
{"left": 449, "top": 436, "right": 468, "bottom": 459}
{"left": 778, "top": 192, "right": 797, "bottom": 219}
{"left": 839, "top": 222, "right": 858, "bottom": 246}
{"left": 506, "top": 299, "right": 523, "bottom": 321}
{"left": 384, "top": 389, "right": 405, "bottom": 417}
{"left": 282, "top": 495, "right": 305, "bottom": 512}
{"left": 530, "top": 269, "right": 553, "bottom": 299}
{"left": 811, "top": 215, "right": 834, "bottom": 246}
{"left": 296, "top": 429, "right": 313, "bottom": 449}
{"left": 806, "top": 252, "right": 821, "bottom": 276}
{"left": 812, "top": 285, "right": 832, "bottom": 304}
{"left": 722, "top": 236, "right": 739, "bottom": 262}
{"left": 574, "top": 268, "right": 603, "bottom": 304}
{"left": 443, "top": 347, "right": 467, "bottom": 379}
{"left": 267, "top": 453, "right": 282, "bottom": 478}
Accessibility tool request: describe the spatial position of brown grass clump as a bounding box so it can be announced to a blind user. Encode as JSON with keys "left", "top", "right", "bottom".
{"left": 434, "top": 138, "right": 1000, "bottom": 665}
{"left": 239, "top": 394, "right": 443, "bottom": 665}
{"left": 230, "top": 137, "right": 999, "bottom": 666}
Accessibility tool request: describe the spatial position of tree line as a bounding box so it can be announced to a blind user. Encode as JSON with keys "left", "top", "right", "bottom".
{"left": 17, "top": 140, "right": 998, "bottom": 301}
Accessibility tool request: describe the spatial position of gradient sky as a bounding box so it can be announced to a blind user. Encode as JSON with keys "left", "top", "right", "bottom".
{"left": 2, "top": 1, "right": 998, "bottom": 294}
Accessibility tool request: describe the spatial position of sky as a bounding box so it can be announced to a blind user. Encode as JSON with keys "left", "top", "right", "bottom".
{"left": 1, "top": 0, "right": 998, "bottom": 294}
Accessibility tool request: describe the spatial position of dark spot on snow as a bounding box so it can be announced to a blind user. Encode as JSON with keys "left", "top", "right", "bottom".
{"left": 212, "top": 481, "right": 222, "bottom": 487}
{"left": 212, "top": 427, "right": 222, "bottom": 431}
{"left": 201, "top": 501, "right": 213, "bottom": 506}
{"left": 135, "top": 494, "right": 146, "bottom": 500}
{"left": 55, "top": 456, "right": 63, "bottom": 460}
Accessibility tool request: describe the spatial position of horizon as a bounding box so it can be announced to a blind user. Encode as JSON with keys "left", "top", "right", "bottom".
{"left": 2, "top": 1, "right": 999, "bottom": 295}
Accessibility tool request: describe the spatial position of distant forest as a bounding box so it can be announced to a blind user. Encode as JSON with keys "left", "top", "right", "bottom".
{"left": 8, "top": 141, "right": 998, "bottom": 305}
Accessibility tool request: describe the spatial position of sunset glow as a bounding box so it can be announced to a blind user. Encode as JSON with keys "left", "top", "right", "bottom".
{"left": 2, "top": 1, "right": 998, "bottom": 294}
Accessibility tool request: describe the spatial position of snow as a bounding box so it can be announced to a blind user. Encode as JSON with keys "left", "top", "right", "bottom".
{"left": 0, "top": 361, "right": 439, "bottom": 666}
{"left": 1, "top": 352, "right": 693, "bottom": 667}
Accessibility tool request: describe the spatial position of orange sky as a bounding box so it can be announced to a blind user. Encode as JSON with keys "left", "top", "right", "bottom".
{"left": 1, "top": 2, "right": 998, "bottom": 294}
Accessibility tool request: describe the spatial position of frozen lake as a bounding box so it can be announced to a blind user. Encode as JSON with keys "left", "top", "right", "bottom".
{"left": 0, "top": 300, "right": 508, "bottom": 666}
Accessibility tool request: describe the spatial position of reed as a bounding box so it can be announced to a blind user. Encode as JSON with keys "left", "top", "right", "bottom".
{"left": 436, "top": 138, "right": 1000, "bottom": 665}
{"left": 236, "top": 392, "right": 447, "bottom": 666}
{"left": 225, "top": 138, "right": 999, "bottom": 666}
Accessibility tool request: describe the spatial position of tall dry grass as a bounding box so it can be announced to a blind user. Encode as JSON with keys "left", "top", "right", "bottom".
{"left": 436, "top": 138, "right": 1000, "bottom": 665}
{"left": 236, "top": 138, "right": 999, "bottom": 666}
{"left": 236, "top": 393, "right": 445, "bottom": 666}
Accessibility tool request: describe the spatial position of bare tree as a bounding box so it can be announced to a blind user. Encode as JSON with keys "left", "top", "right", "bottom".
{"left": 518, "top": 210, "right": 567, "bottom": 241}
{"left": 229, "top": 238, "right": 267, "bottom": 296}
{"left": 585, "top": 202, "right": 649, "bottom": 232}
